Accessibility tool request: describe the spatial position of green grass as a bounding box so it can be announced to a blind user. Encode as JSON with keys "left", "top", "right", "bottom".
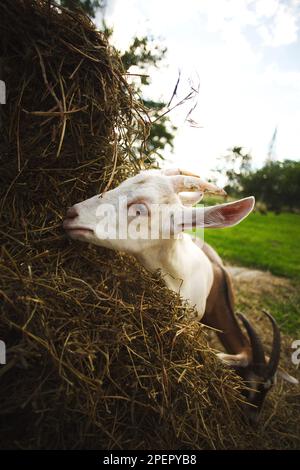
{"left": 235, "top": 279, "right": 300, "bottom": 335}
{"left": 197, "top": 211, "right": 300, "bottom": 279}
{"left": 263, "top": 292, "right": 300, "bottom": 334}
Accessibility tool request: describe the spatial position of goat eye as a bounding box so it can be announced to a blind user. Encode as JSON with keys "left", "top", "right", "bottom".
{"left": 128, "top": 203, "right": 148, "bottom": 217}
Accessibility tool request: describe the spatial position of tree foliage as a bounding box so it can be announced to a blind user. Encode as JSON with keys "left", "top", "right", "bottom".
{"left": 122, "top": 36, "right": 167, "bottom": 81}
{"left": 217, "top": 146, "right": 252, "bottom": 196}
{"left": 220, "top": 148, "right": 300, "bottom": 212}
{"left": 240, "top": 160, "right": 300, "bottom": 212}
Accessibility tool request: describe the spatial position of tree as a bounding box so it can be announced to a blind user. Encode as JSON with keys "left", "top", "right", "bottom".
{"left": 217, "top": 146, "right": 252, "bottom": 196}
{"left": 218, "top": 147, "right": 300, "bottom": 212}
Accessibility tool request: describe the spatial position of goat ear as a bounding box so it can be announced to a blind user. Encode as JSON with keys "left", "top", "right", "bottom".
{"left": 174, "top": 196, "right": 254, "bottom": 232}
{"left": 277, "top": 369, "right": 299, "bottom": 384}
{"left": 203, "top": 197, "right": 255, "bottom": 228}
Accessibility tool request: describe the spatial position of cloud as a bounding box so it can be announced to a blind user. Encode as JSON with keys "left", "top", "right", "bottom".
{"left": 258, "top": 15, "right": 298, "bottom": 47}
{"left": 195, "top": 0, "right": 300, "bottom": 47}
{"left": 256, "top": 1, "right": 299, "bottom": 46}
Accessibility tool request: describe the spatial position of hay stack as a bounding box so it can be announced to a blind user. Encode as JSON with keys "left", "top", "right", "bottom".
{"left": 0, "top": 0, "right": 249, "bottom": 449}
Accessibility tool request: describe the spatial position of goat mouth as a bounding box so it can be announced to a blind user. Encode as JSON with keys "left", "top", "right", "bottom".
{"left": 63, "top": 222, "right": 94, "bottom": 238}
{"left": 65, "top": 227, "right": 93, "bottom": 234}
{"left": 65, "top": 228, "right": 94, "bottom": 240}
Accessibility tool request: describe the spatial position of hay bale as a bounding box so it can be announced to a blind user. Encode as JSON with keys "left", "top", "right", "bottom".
{"left": 0, "top": 0, "right": 249, "bottom": 449}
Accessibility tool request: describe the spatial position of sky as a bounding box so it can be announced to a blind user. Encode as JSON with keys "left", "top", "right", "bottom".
{"left": 96, "top": 0, "right": 300, "bottom": 179}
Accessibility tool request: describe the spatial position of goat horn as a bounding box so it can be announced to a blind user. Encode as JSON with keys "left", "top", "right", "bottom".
{"left": 169, "top": 175, "right": 227, "bottom": 196}
{"left": 163, "top": 168, "right": 201, "bottom": 177}
{"left": 237, "top": 313, "right": 266, "bottom": 372}
{"left": 262, "top": 310, "right": 281, "bottom": 379}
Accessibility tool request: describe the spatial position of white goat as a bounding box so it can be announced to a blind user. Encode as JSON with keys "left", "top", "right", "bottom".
{"left": 63, "top": 167, "right": 297, "bottom": 422}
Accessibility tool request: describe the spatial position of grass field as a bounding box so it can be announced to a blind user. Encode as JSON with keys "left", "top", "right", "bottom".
{"left": 199, "top": 211, "right": 300, "bottom": 279}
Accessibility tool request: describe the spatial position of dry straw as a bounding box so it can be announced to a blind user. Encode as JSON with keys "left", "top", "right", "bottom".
{"left": 0, "top": 0, "right": 299, "bottom": 449}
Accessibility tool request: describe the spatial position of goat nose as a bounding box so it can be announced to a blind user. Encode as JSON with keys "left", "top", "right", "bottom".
{"left": 66, "top": 206, "right": 79, "bottom": 219}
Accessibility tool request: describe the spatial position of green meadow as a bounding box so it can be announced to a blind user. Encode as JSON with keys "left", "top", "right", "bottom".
{"left": 198, "top": 211, "right": 300, "bottom": 279}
